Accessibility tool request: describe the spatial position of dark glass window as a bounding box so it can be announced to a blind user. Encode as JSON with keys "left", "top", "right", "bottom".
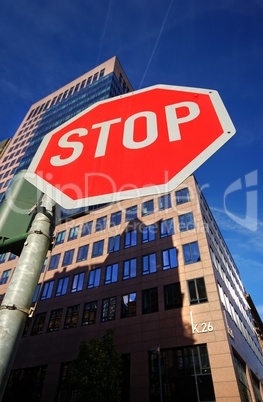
{"left": 183, "top": 241, "right": 200, "bottom": 264}
{"left": 123, "top": 258, "right": 137, "bottom": 280}
{"left": 41, "top": 281, "right": 54, "bottom": 300}
{"left": 0, "top": 269, "right": 11, "bottom": 284}
{"left": 149, "top": 345, "right": 215, "bottom": 402}
{"left": 8, "top": 253, "right": 16, "bottom": 261}
{"left": 71, "top": 273, "right": 85, "bottom": 293}
{"left": 81, "top": 221, "right": 93, "bottom": 236}
{"left": 142, "top": 199, "right": 154, "bottom": 216}
{"left": 101, "top": 297, "right": 116, "bottom": 322}
{"left": 105, "top": 263, "right": 118, "bottom": 284}
{"left": 142, "top": 224, "right": 157, "bottom": 243}
{"left": 0, "top": 253, "right": 7, "bottom": 264}
{"left": 142, "top": 287, "right": 158, "bottom": 314}
{"left": 179, "top": 212, "right": 195, "bottom": 232}
{"left": 108, "top": 235, "right": 120, "bottom": 253}
{"left": 49, "top": 253, "right": 61, "bottom": 270}
{"left": 55, "top": 230, "right": 66, "bottom": 245}
{"left": 121, "top": 292, "right": 137, "bottom": 318}
{"left": 31, "top": 312, "right": 46, "bottom": 335}
{"left": 162, "top": 248, "right": 178, "bottom": 270}
{"left": 68, "top": 226, "right": 79, "bottom": 240}
{"left": 64, "top": 305, "right": 80, "bottom": 329}
{"left": 164, "top": 283, "right": 182, "bottom": 309}
{"left": 56, "top": 277, "right": 69, "bottom": 297}
{"left": 95, "top": 216, "right": 107, "bottom": 232}
{"left": 176, "top": 188, "right": 190, "bottom": 204}
{"left": 160, "top": 218, "right": 174, "bottom": 237}
{"left": 82, "top": 301, "right": 97, "bottom": 325}
{"left": 92, "top": 240, "right": 104, "bottom": 257}
{"left": 47, "top": 308, "right": 62, "bottom": 332}
{"left": 188, "top": 277, "right": 208, "bottom": 304}
{"left": 124, "top": 230, "right": 137, "bottom": 248}
{"left": 32, "top": 284, "right": 41, "bottom": 303}
{"left": 125, "top": 205, "right": 137, "bottom": 221}
{"left": 87, "top": 268, "right": 101, "bottom": 288}
{"left": 76, "top": 245, "right": 89, "bottom": 262}
{"left": 142, "top": 253, "right": 157, "bottom": 275}
{"left": 110, "top": 211, "right": 122, "bottom": 227}
{"left": 62, "top": 249, "right": 74, "bottom": 266}
{"left": 158, "top": 194, "right": 171, "bottom": 210}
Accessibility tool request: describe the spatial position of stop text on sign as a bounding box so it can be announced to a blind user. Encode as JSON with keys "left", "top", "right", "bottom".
{"left": 51, "top": 101, "right": 199, "bottom": 166}
{"left": 25, "top": 84, "right": 236, "bottom": 209}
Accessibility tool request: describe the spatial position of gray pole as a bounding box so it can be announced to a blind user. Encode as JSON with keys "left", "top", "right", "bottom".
{"left": 0, "top": 195, "right": 55, "bottom": 399}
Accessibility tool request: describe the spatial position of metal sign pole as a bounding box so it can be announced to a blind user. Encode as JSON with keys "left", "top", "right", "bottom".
{"left": 0, "top": 195, "right": 55, "bottom": 399}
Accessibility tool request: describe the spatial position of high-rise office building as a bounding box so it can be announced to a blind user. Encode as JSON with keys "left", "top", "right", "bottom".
{"left": 0, "top": 57, "right": 263, "bottom": 402}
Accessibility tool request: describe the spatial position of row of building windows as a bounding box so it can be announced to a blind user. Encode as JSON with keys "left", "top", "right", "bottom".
{"left": 0, "top": 239, "right": 201, "bottom": 290}
{"left": 27, "top": 278, "right": 208, "bottom": 336}
{"left": 52, "top": 190, "right": 192, "bottom": 244}
{"left": 26, "top": 68, "right": 106, "bottom": 122}
{"left": 25, "top": 244, "right": 200, "bottom": 301}
{"left": 218, "top": 282, "right": 263, "bottom": 365}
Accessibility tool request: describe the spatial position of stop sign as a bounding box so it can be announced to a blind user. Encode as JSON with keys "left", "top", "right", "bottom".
{"left": 25, "top": 84, "right": 235, "bottom": 209}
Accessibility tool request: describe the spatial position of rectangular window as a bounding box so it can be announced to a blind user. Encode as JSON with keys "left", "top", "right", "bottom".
{"left": 91, "top": 240, "right": 104, "bottom": 257}
{"left": 176, "top": 187, "right": 190, "bottom": 204}
{"left": 47, "top": 308, "right": 62, "bottom": 332}
{"left": 164, "top": 283, "right": 182, "bottom": 309}
{"left": 125, "top": 205, "right": 137, "bottom": 221}
{"left": 99, "top": 68, "right": 105, "bottom": 78}
{"left": 32, "top": 284, "right": 41, "bottom": 303}
{"left": 188, "top": 277, "right": 208, "bottom": 304}
{"left": 95, "top": 216, "right": 107, "bottom": 232}
{"left": 123, "top": 258, "right": 137, "bottom": 280}
{"left": 142, "top": 287, "right": 158, "bottom": 314}
{"left": 42, "top": 257, "right": 48, "bottom": 273}
{"left": 183, "top": 241, "right": 200, "bottom": 264}
{"left": 0, "top": 269, "right": 11, "bottom": 285}
{"left": 162, "top": 248, "right": 178, "bottom": 270}
{"left": 8, "top": 253, "right": 16, "bottom": 261}
{"left": 108, "top": 235, "right": 120, "bottom": 253}
{"left": 62, "top": 249, "right": 74, "bottom": 266}
{"left": 41, "top": 281, "right": 54, "bottom": 300}
{"left": 71, "top": 273, "right": 85, "bottom": 293}
{"left": 81, "top": 221, "right": 93, "bottom": 236}
{"left": 142, "top": 253, "right": 157, "bottom": 275}
{"left": 105, "top": 263, "right": 118, "bottom": 284}
{"left": 142, "top": 199, "right": 154, "bottom": 216}
{"left": 68, "top": 226, "right": 79, "bottom": 241}
{"left": 76, "top": 245, "right": 89, "bottom": 262}
{"left": 160, "top": 218, "right": 174, "bottom": 237}
{"left": 142, "top": 224, "right": 157, "bottom": 243}
{"left": 179, "top": 212, "right": 195, "bottom": 231}
{"left": 82, "top": 301, "right": 97, "bottom": 325}
{"left": 121, "top": 293, "right": 137, "bottom": 318}
{"left": 87, "top": 267, "right": 101, "bottom": 288}
{"left": 158, "top": 194, "right": 171, "bottom": 210}
{"left": 64, "top": 305, "right": 80, "bottom": 329}
{"left": 31, "top": 312, "right": 46, "bottom": 335}
{"left": 110, "top": 211, "right": 122, "bottom": 227}
{"left": 0, "top": 253, "right": 7, "bottom": 264}
{"left": 101, "top": 297, "right": 116, "bottom": 322}
{"left": 56, "top": 277, "right": 69, "bottom": 297}
{"left": 150, "top": 345, "right": 215, "bottom": 401}
{"left": 48, "top": 253, "right": 61, "bottom": 270}
{"left": 124, "top": 230, "right": 137, "bottom": 248}
{"left": 55, "top": 230, "right": 66, "bottom": 245}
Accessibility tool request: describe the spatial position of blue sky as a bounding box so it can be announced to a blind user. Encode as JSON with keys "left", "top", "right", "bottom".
{"left": 0, "top": 0, "right": 263, "bottom": 315}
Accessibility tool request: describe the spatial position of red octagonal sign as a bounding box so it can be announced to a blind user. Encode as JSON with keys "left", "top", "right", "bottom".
{"left": 25, "top": 84, "right": 235, "bottom": 209}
